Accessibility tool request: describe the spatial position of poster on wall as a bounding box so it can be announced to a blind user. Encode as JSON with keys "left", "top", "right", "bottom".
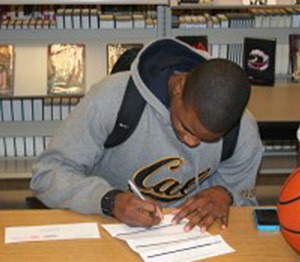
{"left": 47, "top": 43, "right": 85, "bottom": 95}
{"left": 243, "top": 37, "right": 276, "bottom": 86}
{"left": 0, "top": 44, "right": 14, "bottom": 96}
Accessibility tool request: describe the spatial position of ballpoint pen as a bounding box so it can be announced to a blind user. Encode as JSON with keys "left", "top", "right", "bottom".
{"left": 127, "top": 180, "right": 146, "bottom": 201}
{"left": 127, "top": 180, "right": 163, "bottom": 219}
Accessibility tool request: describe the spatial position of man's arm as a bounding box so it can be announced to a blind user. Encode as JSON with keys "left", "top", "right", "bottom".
{"left": 30, "top": 85, "right": 118, "bottom": 214}
{"left": 172, "top": 111, "right": 263, "bottom": 231}
{"left": 30, "top": 76, "right": 162, "bottom": 226}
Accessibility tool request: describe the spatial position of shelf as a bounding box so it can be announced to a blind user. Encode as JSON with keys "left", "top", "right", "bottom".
{"left": 1, "top": 28, "right": 296, "bottom": 44}
{"left": 0, "top": 31, "right": 158, "bottom": 97}
{"left": 0, "top": 0, "right": 169, "bottom": 5}
{"left": 170, "top": 4, "right": 297, "bottom": 10}
{"left": 170, "top": 0, "right": 296, "bottom": 9}
{"left": 0, "top": 158, "right": 35, "bottom": 179}
{"left": 263, "top": 151, "right": 297, "bottom": 157}
{"left": 0, "top": 121, "right": 61, "bottom": 137}
{"left": 259, "top": 154, "right": 298, "bottom": 175}
{"left": 0, "top": 28, "right": 159, "bottom": 42}
{"left": 0, "top": 0, "right": 295, "bottom": 6}
{"left": 169, "top": 28, "right": 299, "bottom": 44}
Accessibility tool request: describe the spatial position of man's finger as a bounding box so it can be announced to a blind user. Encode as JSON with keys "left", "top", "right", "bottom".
{"left": 199, "top": 215, "right": 215, "bottom": 231}
{"left": 183, "top": 213, "right": 202, "bottom": 232}
{"left": 172, "top": 203, "right": 197, "bottom": 225}
{"left": 132, "top": 211, "right": 161, "bottom": 227}
{"left": 155, "top": 206, "right": 164, "bottom": 219}
{"left": 144, "top": 197, "right": 164, "bottom": 220}
{"left": 171, "top": 198, "right": 193, "bottom": 216}
{"left": 221, "top": 215, "right": 229, "bottom": 229}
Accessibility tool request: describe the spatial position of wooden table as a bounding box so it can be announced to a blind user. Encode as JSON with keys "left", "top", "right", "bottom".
{"left": 248, "top": 84, "right": 300, "bottom": 122}
{"left": 0, "top": 207, "right": 298, "bottom": 262}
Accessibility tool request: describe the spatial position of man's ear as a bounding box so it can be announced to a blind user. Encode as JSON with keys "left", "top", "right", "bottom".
{"left": 169, "top": 73, "right": 188, "bottom": 97}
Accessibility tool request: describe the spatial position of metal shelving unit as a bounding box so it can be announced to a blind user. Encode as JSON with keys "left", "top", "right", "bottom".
{"left": 170, "top": 0, "right": 295, "bottom": 8}
{"left": 169, "top": 28, "right": 299, "bottom": 44}
{"left": 0, "top": 0, "right": 169, "bottom": 5}
{"left": 0, "top": 0, "right": 299, "bottom": 180}
{"left": 0, "top": 4, "right": 167, "bottom": 96}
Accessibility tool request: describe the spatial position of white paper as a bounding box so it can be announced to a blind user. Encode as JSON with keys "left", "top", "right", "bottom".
{"left": 102, "top": 214, "right": 189, "bottom": 240}
{"left": 127, "top": 230, "right": 210, "bottom": 253}
{"left": 102, "top": 214, "right": 235, "bottom": 261}
{"left": 140, "top": 235, "right": 235, "bottom": 262}
{"left": 5, "top": 222, "right": 100, "bottom": 244}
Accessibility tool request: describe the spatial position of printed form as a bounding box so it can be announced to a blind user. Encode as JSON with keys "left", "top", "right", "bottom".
{"left": 102, "top": 214, "right": 235, "bottom": 262}
{"left": 5, "top": 223, "right": 100, "bottom": 244}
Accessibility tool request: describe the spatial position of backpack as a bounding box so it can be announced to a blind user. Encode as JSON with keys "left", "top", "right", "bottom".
{"left": 104, "top": 48, "right": 240, "bottom": 161}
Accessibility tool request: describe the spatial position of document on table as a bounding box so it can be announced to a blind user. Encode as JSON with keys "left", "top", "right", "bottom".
{"left": 5, "top": 222, "right": 100, "bottom": 244}
{"left": 102, "top": 214, "right": 235, "bottom": 262}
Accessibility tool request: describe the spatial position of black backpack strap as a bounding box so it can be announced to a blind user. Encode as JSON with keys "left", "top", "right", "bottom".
{"left": 104, "top": 77, "right": 146, "bottom": 148}
{"left": 221, "top": 121, "right": 241, "bottom": 161}
{"left": 110, "top": 47, "right": 142, "bottom": 74}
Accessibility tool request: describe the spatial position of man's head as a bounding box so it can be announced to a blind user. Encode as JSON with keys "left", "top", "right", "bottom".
{"left": 169, "top": 59, "right": 251, "bottom": 147}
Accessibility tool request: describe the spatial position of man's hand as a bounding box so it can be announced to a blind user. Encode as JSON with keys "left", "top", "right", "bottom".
{"left": 171, "top": 186, "right": 232, "bottom": 232}
{"left": 114, "top": 191, "right": 163, "bottom": 227}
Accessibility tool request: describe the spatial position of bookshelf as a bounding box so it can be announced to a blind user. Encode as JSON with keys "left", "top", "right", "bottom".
{"left": 0, "top": 0, "right": 299, "bottom": 181}
{"left": 0, "top": 3, "right": 167, "bottom": 96}
{"left": 0, "top": 1, "right": 297, "bottom": 95}
{"left": 166, "top": 3, "right": 300, "bottom": 76}
{"left": 0, "top": 95, "right": 82, "bottom": 179}
{"left": 0, "top": 2, "right": 170, "bottom": 181}
{"left": 0, "top": 1, "right": 169, "bottom": 5}
{"left": 170, "top": 0, "right": 295, "bottom": 8}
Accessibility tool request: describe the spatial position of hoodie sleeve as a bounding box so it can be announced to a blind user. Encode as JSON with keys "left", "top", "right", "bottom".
{"left": 30, "top": 74, "right": 127, "bottom": 215}
{"left": 211, "top": 111, "right": 263, "bottom": 206}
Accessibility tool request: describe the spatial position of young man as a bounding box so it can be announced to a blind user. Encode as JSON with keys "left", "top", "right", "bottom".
{"left": 31, "top": 38, "right": 263, "bottom": 232}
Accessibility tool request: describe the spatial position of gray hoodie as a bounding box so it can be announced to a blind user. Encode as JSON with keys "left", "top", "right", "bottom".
{"left": 30, "top": 38, "right": 263, "bottom": 215}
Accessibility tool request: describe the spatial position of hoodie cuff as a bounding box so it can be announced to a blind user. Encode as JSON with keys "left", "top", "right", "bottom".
{"left": 220, "top": 186, "right": 234, "bottom": 206}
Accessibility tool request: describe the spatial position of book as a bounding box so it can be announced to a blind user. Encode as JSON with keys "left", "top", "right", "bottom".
{"left": 176, "top": 35, "right": 208, "bottom": 52}
{"left": 81, "top": 8, "right": 90, "bottom": 29}
{"left": 115, "top": 14, "right": 133, "bottom": 28}
{"left": 243, "top": 37, "right": 276, "bottom": 86}
{"left": 99, "top": 14, "right": 114, "bottom": 28}
{"left": 107, "top": 43, "right": 143, "bottom": 75}
{"left": 289, "top": 34, "right": 300, "bottom": 82}
{"left": 132, "top": 14, "right": 145, "bottom": 28}
{"left": 47, "top": 43, "right": 85, "bottom": 95}
{"left": 0, "top": 44, "right": 14, "bottom": 96}
{"left": 90, "top": 8, "right": 99, "bottom": 29}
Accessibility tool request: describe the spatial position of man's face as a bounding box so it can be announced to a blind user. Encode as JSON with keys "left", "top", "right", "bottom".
{"left": 168, "top": 74, "right": 222, "bottom": 148}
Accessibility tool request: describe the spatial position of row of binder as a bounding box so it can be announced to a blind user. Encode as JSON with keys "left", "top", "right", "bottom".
{"left": 0, "top": 96, "right": 82, "bottom": 157}
{"left": 0, "top": 96, "right": 82, "bottom": 122}
{"left": 0, "top": 136, "right": 49, "bottom": 157}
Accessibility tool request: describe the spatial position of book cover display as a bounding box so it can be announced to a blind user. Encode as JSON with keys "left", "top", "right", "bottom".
{"left": 107, "top": 43, "right": 143, "bottom": 75}
{"left": 0, "top": 45, "right": 14, "bottom": 96}
{"left": 176, "top": 35, "right": 208, "bottom": 52}
{"left": 243, "top": 37, "right": 276, "bottom": 86}
{"left": 289, "top": 34, "right": 300, "bottom": 82}
{"left": 47, "top": 43, "right": 85, "bottom": 95}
